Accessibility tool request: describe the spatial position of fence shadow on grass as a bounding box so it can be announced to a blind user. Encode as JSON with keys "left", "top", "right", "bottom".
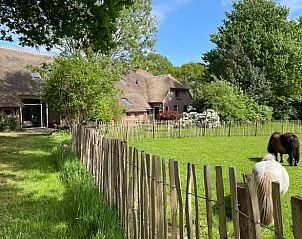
{"left": 248, "top": 157, "right": 262, "bottom": 162}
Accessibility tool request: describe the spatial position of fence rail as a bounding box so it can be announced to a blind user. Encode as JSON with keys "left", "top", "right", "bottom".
{"left": 71, "top": 125, "right": 302, "bottom": 239}
{"left": 97, "top": 120, "right": 302, "bottom": 140}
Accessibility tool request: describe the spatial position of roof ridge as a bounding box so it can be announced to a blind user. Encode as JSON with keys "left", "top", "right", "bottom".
{"left": 0, "top": 45, "right": 53, "bottom": 57}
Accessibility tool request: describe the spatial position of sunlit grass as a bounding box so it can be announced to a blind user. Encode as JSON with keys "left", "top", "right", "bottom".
{"left": 130, "top": 135, "right": 302, "bottom": 238}
{"left": 0, "top": 133, "right": 125, "bottom": 239}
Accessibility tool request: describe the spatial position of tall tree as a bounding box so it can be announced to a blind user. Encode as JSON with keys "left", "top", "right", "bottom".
{"left": 109, "top": 0, "right": 158, "bottom": 61}
{"left": 203, "top": 0, "right": 302, "bottom": 118}
{"left": 0, "top": 0, "right": 132, "bottom": 53}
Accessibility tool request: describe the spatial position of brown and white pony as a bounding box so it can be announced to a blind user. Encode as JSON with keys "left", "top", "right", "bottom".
{"left": 252, "top": 154, "right": 289, "bottom": 225}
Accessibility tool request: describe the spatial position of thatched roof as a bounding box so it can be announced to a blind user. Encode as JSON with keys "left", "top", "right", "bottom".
{"left": 0, "top": 46, "right": 53, "bottom": 107}
{"left": 118, "top": 70, "right": 189, "bottom": 111}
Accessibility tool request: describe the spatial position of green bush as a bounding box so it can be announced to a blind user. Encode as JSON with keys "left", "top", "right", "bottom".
{"left": 0, "top": 112, "right": 19, "bottom": 131}
{"left": 199, "top": 79, "right": 273, "bottom": 121}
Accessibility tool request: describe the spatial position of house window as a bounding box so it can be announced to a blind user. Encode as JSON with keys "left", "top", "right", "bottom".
{"left": 174, "top": 105, "right": 178, "bottom": 112}
{"left": 135, "top": 112, "right": 139, "bottom": 117}
{"left": 175, "top": 90, "right": 181, "bottom": 99}
{"left": 121, "top": 98, "right": 133, "bottom": 107}
{"left": 183, "top": 105, "right": 188, "bottom": 112}
{"left": 126, "top": 112, "right": 131, "bottom": 116}
{"left": 165, "top": 106, "right": 169, "bottom": 111}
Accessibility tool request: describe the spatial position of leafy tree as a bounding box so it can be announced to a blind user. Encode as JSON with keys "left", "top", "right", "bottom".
{"left": 134, "top": 52, "right": 177, "bottom": 76}
{"left": 40, "top": 53, "right": 124, "bottom": 125}
{"left": 175, "top": 62, "right": 211, "bottom": 111}
{"left": 109, "top": 0, "right": 158, "bottom": 61}
{"left": 203, "top": 0, "right": 302, "bottom": 118}
{"left": 198, "top": 79, "right": 273, "bottom": 121}
{"left": 0, "top": 0, "right": 132, "bottom": 53}
{"left": 175, "top": 62, "right": 209, "bottom": 86}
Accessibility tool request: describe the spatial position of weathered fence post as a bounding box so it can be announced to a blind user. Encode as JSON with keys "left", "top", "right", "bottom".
{"left": 174, "top": 160, "right": 184, "bottom": 239}
{"left": 185, "top": 163, "right": 193, "bottom": 239}
{"left": 229, "top": 167, "right": 240, "bottom": 239}
{"left": 169, "top": 159, "right": 178, "bottom": 239}
{"left": 228, "top": 122, "right": 231, "bottom": 137}
{"left": 162, "top": 158, "right": 168, "bottom": 239}
{"left": 192, "top": 164, "right": 201, "bottom": 239}
{"left": 272, "top": 181, "right": 284, "bottom": 239}
{"left": 155, "top": 156, "right": 165, "bottom": 239}
{"left": 204, "top": 165, "right": 213, "bottom": 239}
{"left": 216, "top": 166, "right": 228, "bottom": 239}
{"left": 244, "top": 174, "right": 261, "bottom": 239}
{"left": 237, "top": 183, "right": 250, "bottom": 239}
{"left": 255, "top": 122, "right": 258, "bottom": 136}
{"left": 291, "top": 196, "right": 302, "bottom": 239}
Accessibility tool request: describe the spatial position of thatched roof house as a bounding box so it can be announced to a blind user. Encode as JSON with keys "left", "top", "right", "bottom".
{"left": 0, "top": 46, "right": 59, "bottom": 127}
{"left": 0, "top": 46, "right": 190, "bottom": 126}
{"left": 118, "top": 70, "right": 191, "bottom": 122}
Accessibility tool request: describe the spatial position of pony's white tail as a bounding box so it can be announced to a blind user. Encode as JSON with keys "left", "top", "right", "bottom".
{"left": 255, "top": 173, "right": 274, "bottom": 225}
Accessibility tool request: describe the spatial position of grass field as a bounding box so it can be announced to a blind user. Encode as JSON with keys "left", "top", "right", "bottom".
{"left": 130, "top": 135, "right": 302, "bottom": 238}
{"left": 0, "top": 133, "right": 125, "bottom": 239}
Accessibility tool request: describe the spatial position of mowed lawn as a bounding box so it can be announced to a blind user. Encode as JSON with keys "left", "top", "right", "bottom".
{"left": 0, "top": 134, "right": 68, "bottom": 238}
{"left": 130, "top": 135, "right": 302, "bottom": 238}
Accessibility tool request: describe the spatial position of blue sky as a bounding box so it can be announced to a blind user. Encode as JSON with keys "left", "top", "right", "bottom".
{"left": 1, "top": 0, "right": 302, "bottom": 66}
{"left": 152, "top": 0, "right": 302, "bottom": 66}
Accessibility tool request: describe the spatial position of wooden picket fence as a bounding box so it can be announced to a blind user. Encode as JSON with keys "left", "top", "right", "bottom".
{"left": 97, "top": 120, "right": 302, "bottom": 140}
{"left": 71, "top": 124, "right": 302, "bottom": 239}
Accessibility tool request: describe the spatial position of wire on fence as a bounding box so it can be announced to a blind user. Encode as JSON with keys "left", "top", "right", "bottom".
{"left": 74, "top": 126, "right": 291, "bottom": 239}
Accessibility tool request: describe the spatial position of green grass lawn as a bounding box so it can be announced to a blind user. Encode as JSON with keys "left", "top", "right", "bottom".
{"left": 0, "top": 133, "right": 125, "bottom": 239}
{"left": 0, "top": 134, "right": 68, "bottom": 238}
{"left": 130, "top": 135, "right": 302, "bottom": 238}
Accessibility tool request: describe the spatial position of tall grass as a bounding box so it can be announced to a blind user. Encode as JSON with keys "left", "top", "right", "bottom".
{"left": 52, "top": 143, "right": 125, "bottom": 239}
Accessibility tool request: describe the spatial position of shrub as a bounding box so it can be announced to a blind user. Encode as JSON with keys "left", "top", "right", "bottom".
{"left": 157, "top": 111, "right": 181, "bottom": 120}
{"left": 180, "top": 109, "right": 221, "bottom": 128}
{"left": 0, "top": 112, "right": 19, "bottom": 131}
{"left": 199, "top": 80, "right": 273, "bottom": 121}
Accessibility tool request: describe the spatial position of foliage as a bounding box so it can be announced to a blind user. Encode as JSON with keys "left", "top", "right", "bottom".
{"left": 157, "top": 110, "right": 180, "bottom": 120}
{"left": 203, "top": 0, "right": 302, "bottom": 118}
{"left": 198, "top": 79, "right": 273, "bottom": 121}
{"left": 134, "top": 52, "right": 177, "bottom": 76}
{"left": 175, "top": 62, "right": 209, "bottom": 86}
{"left": 175, "top": 62, "right": 211, "bottom": 111}
{"left": 40, "top": 53, "right": 124, "bottom": 125}
{"left": 109, "top": 0, "right": 158, "bottom": 61}
{"left": 180, "top": 109, "right": 220, "bottom": 128}
{"left": 0, "top": 0, "right": 132, "bottom": 53}
{"left": 0, "top": 112, "right": 19, "bottom": 131}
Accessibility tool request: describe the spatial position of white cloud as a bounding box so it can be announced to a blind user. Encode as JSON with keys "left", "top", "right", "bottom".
{"left": 279, "top": 0, "right": 302, "bottom": 12}
{"left": 152, "top": 0, "right": 191, "bottom": 22}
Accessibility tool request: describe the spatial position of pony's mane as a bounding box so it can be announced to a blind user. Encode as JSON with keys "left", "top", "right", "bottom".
{"left": 262, "top": 153, "right": 276, "bottom": 161}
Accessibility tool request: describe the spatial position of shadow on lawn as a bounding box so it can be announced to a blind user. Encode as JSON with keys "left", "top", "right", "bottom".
{"left": 0, "top": 187, "right": 67, "bottom": 238}
{"left": 248, "top": 157, "right": 262, "bottom": 162}
{"left": 0, "top": 135, "right": 69, "bottom": 239}
{"left": 0, "top": 135, "right": 63, "bottom": 174}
